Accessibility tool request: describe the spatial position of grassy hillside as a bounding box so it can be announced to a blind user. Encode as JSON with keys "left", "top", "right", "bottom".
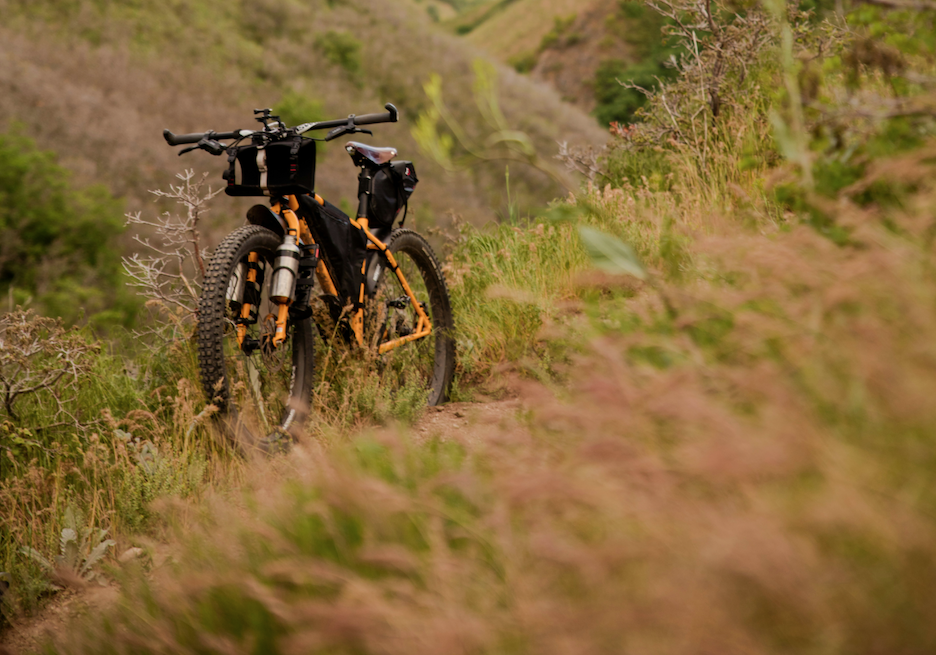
{"left": 452, "top": 0, "right": 584, "bottom": 61}
{"left": 7, "top": 0, "right": 936, "bottom": 651}
{"left": 448, "top": 0, "right": 679, "bottom": 125}
{"left": 0, "top": 0, "right": 605, "bottom": 241}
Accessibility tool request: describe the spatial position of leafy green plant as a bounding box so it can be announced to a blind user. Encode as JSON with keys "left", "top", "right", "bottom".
{"left": 593, "top": 58, "right": 677, "bottom": 127}
{"left": 20, "top": 506, "right": 115, "bottom": 588}
{"left": 588, "top": 1, "right": 683, "bottom": 125}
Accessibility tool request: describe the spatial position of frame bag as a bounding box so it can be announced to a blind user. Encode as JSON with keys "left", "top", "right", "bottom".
{"left": 297, "top": 195, "right": 367, "bottom": 306}
{"left": 224, "top": 136, "right": 316, "bottom": 197}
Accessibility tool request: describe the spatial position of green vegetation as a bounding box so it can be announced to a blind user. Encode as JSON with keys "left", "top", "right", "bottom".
{"left": 274, "top": 91, "right": 329, "bottom": 161}
{"left": 508, "top": 50, "right": 538, "bottom": 73}
{"left": 0, "top": 130, "right": 136, "bottom": 328}
{"left": 0, "top": 310, "right": 223, "bottom": 617}
{"left": 508, "top": 13, "right": 579, "bottom": 73}
{"left": 451, "top": 0, "right": 521, "bottom": 35}
{"left": 538, "top": 13, "right": 578, "bottom": 50}
{"left": 274, "top": 91, "right": 326, "bottom": 129}
{"left": 314, "top": 31, "right": 364, "bottom": 78}
{"left": 592, "top": 1, "right": 682, "bottom": 126}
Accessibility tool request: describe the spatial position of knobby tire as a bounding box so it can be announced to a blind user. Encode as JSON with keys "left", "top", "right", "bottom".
{"left": 197, "top": 225, "right": 315, "bottom": 450}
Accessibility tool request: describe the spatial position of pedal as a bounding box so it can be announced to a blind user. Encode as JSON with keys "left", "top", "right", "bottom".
{"left": 241, "top": 337, "right": 261, "bottom": 355}
{"left": 394, "top": 313, "right": 413, "bottom": 337}
{"left": 386, "top": 296, "right": 410, "bottom": 309}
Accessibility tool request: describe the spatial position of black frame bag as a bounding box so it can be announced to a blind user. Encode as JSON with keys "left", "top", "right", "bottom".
{"left": 224, "top": 136, "right": 316, "bottom": 197}
{"left": 297, "top": 195, "right": 367, "bottom": 306}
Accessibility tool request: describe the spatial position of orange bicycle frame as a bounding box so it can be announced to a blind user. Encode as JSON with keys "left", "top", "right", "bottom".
{"left": 254, "top": 194, "right": 432, "bottom": 353}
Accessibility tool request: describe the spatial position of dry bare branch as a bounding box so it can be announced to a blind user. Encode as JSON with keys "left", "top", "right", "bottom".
{"left": 556, "top": 142, "right": 607, "bottom": 183}
{"left": 122, "top": 170, "right": 221, "bottom": 337}
{"left": 0, "top": 310, "right": 97, "bottom": 428}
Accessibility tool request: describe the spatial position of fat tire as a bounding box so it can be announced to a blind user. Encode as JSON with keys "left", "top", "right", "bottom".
{"left": 368, "top": 228, "right": 455, "bottom": 405}
{"left": 197, "top": 224, "right": 315, "bottom": 448}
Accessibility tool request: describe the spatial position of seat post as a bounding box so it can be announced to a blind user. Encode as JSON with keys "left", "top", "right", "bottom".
{"left": 356, "top": 166, "right": 372, "bottom": 220}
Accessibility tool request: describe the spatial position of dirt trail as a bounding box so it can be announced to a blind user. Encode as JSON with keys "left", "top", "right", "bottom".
{"left": 0, "top": 398, "right": 524, "bottom": 655}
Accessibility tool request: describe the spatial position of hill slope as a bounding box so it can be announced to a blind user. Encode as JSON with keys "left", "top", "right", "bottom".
{"left": 449, "top": 0, "right": 650, "bottom": 121}
{"left": 0, "top": 0, "right": 606, "bottom": 241}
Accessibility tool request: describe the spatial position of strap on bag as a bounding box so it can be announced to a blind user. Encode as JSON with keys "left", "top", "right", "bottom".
{"left": 223, "top": 147, "right": 238, "bottom": 187}
{"left": 389, "top": 163, "right": 409, "bottom": 228}
{"left": 289, "top": 137, "right": 302, "bottom": 184}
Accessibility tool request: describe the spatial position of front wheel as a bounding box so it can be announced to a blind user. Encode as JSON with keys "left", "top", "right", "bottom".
{"left": 365, "top": 228, "right": 455, "bottom": 406}
{"left": 197, "top": 225, "right": 315, "bottom": 449}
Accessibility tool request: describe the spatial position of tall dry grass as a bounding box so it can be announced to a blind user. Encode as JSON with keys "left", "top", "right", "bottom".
{"left": 34, "top": 96, "right": 936, "bottom": 655}
{"left": 10, "top": 2, "right": 936, "bottom": 651}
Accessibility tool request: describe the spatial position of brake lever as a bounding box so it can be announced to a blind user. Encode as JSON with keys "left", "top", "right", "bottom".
{"left": 201, "top": 139, "right": 225, "bottom": 155}
{"left": 177, "top": 138, "right": 226, "bottom": 157}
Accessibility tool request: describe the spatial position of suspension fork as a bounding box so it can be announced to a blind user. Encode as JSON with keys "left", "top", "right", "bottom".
{"left": 268, "top": 196, "right": 303, "bottom": 349}
{"left": 236, "top": 195, "right": 339, "bottom": 351}
{"left": 236, "top": 251, "right": 261, "bottom": 347}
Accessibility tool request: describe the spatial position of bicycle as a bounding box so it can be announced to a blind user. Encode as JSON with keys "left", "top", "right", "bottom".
{"left": 163, "top": 104, "right": 455, "bottom": 449}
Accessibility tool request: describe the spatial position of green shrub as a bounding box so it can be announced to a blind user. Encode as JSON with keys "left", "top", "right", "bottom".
{"left": 274, "top": 91, "right": 329, "bottom": 162}
{"left": 509, "top": 50, "right": 539, "bottom": 74}
{"left": 593, "top": 59, "right": 678, "bottom": 127}
{"left": 539, "top": 14, "right": 577, "bottom": 50}
{"left": 591, "top": 1, "right": 682, "bottom": 126}
{"left": 315, "top": 30, "right": 363, "bottom": 77}
{"left": 0, "top": 128, "right": 135, "bottom": 326}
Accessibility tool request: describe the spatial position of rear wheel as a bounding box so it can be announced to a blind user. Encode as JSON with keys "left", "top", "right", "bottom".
{"left": 197, "top": 225, "right": 315, "bottom": 449}
{"left": 365, "top": 228, "right": 455, "bottom": 406}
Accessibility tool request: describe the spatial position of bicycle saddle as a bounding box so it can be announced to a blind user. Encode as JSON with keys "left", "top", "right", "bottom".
{"left": 346, "top": 141, "right": 397, "bottom": 166}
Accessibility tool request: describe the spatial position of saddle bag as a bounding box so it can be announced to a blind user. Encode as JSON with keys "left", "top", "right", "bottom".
{"left": 367, "top": 160, "right": 418, "bottom": 229}
{"left": 224, "top": 136, "right": 316, "bottom": 197}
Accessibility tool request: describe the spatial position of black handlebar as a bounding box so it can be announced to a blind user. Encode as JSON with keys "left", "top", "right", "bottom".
{"left": 352, "top": 103, "right": 399, "bottom": 126}
{"left": 162, "top": 129, "right": 242, "bottom": 146}
{"left": 162, "top": 103, "right": 399, "bottom": 148}
{"left": 163, "top": 130, "right": 203, "bottom": 146}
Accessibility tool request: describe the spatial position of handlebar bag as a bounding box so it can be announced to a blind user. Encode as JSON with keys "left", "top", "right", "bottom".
{"left": 224, "top": 136, "right": 316, "bottom": 197}
{"left": 367, "top": 160, "right": 418, "bottom": 229}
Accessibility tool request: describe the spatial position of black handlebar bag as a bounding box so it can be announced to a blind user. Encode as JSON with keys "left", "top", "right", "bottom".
{"left": 224, "top": 137, "right": 316, "bottom": 197}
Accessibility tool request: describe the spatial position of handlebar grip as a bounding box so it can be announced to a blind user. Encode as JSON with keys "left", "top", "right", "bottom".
{"left": 353, "top": 103, "right": 399, "bottom": 126}
{"left": 163, "top": 130, "right": 206, "bottom": 146}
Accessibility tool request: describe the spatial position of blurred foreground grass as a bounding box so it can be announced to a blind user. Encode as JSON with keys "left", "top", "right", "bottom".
{"left": 40, "top": 86, "right": 936, "bottom": 655}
